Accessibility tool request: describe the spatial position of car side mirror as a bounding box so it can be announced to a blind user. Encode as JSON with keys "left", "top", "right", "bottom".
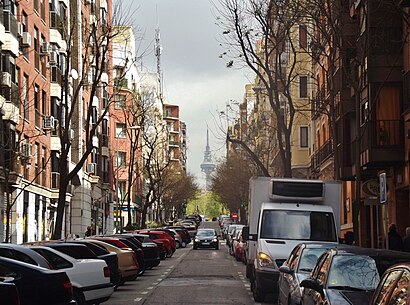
{"left": 242, "top": 226, "right": 250, "bottom": 241}
{"left": 300, "top": 278, "right": 324, "bottom": 296}
{"left": 279, "top": 265, "right": 293, "bottom": 275}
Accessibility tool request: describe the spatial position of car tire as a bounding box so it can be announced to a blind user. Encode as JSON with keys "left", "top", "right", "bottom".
{"left": 73, "top": 289, "right": 85, "bottom": 305}
{"left": 251, "top": 270, "right": 266, "bottom": 302}
{"left": 176, "top": 241, "right": 181, "bottom": 249}
{"left": 181, "top": 241, "right": 187, "bottom": 248}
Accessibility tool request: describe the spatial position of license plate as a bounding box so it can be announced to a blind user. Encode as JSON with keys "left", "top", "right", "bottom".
{"left": 202, "top": 242, "right": 210, "bottom": 245}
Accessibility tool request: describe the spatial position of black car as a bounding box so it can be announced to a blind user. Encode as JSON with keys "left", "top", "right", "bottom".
{"left": 193, "top": 229, "right": 219, "bottom": 250}
{"left": 0, "top": 256, "right": 75, "bottom": 305}
{"left": 300, "top": 247, "right": 410, "bottom": 305}
{"left": 120, "top": 234, "right": 161, "bottom": 269}
{"left": 0, "top": 282, "right": 20, "bottom": 305}
{"left": 132, "top": 233, "right": 167, "bottom": 261}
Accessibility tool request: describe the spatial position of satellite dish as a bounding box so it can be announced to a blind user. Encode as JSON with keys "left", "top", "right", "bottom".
{"left": 70, "top": 69, "right": 78, "bottom": 80}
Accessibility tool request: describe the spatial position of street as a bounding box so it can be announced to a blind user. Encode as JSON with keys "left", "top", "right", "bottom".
{"left": 104, "top": 221, "right": 275, "bottom": 305}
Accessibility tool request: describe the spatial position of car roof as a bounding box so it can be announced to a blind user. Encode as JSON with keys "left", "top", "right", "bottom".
{"left": 0, "top": 243, "right": 52, "bottom": 268}
{"left": 297, "top": 242, "right": 344, "bottom": 249}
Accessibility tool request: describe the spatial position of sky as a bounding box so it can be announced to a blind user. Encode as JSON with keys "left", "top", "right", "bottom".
{"left": 119, "top": 0, "right": 251, "bottom": 188}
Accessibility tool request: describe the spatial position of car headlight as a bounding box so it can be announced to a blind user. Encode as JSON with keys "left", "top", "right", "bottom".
{"left": 257, "top": 252, "right": 275, "bottom": 268}
{"left": 213, "top": 238, "right": 218, "bottom": 242}
{"left": 194, "top": 238, "right": 199, "bottom": 242}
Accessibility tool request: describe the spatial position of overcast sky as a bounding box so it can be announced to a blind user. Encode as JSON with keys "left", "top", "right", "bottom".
{"left": 119, "top": 0, "right": 251, "bottom": 188}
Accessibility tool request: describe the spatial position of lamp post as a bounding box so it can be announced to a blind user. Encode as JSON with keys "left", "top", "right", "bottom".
{"left": 115, "top": 125, "right": 140, "bottom": 233}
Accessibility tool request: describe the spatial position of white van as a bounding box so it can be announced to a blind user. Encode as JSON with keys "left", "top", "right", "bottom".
{"left": 242, "top": 177, "right": 341, "bottom": 302}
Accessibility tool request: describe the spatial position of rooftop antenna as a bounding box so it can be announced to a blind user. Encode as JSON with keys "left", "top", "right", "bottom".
{"left": 154, "top": 7, "right": 163, "bottom": 100}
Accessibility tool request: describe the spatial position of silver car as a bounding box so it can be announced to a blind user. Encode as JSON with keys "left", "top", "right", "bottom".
{"left": 277, "top": 242, "right": 340, "bottom": 305}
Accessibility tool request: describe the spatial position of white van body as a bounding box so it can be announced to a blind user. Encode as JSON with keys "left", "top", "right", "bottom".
{"left": 244, "top": 177, "right": 341, "bottom": 302}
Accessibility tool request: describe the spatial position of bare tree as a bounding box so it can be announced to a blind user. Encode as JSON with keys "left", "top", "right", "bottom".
{"left": 215, "top": 0, "right": 306, "bottom": 177}
{"left": 211, "top": 152, "right": 255, "bottom": 223}
{"left": 52, "top": 2, "right": 133, "bottom": 239}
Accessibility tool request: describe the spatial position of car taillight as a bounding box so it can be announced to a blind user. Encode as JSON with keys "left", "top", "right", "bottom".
{"left": 63, "top": 279, "right": 73, "bottom": 295}
{"left": 103, "top": 266, "right": 111, "bottom": 278}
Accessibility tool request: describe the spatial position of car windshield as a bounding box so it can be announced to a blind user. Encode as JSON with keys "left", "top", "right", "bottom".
{"left": 298, "top": 248, "right": 328, "bottom": 272}
{"left": 260, "top": 210, "right": 337, "bottom": 241}
{"left": 196, "top": 230, "right": 215, "bottom": 237}
{"left": 327, "top": 255, "right": 379, "bottom": 290}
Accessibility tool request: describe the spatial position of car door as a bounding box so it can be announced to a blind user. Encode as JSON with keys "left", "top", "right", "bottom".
{"left": 372, "top": 268, "right": 409, "bottom": 305}
{"left": 302, "top": 253, "right": 331, "bottom": 305}
{"left": 278, "top": 245, "right": 302, "bottom": 305}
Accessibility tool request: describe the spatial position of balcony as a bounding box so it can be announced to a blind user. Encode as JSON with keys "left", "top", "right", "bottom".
{"left": 360, "top": 120, "right": 404, "bottom": 168}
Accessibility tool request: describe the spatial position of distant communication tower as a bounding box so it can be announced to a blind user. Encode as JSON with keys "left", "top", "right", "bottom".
{"left": 154, "top": 25, "right": 163, "bottom": 99}
{"left": 200, "top": 129, "right": 216, "bottom": 191}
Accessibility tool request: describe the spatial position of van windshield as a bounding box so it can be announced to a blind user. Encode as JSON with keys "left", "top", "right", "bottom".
{"left": 260, "top": 210, "right": 337, "bottom": 241}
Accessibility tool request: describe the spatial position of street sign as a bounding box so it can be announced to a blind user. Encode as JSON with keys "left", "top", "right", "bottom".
{"left": 379, "top": 172, "right": 387, "bottom": 204}
{"left": 232, "top": 213, "right": 238, "bottom": 219}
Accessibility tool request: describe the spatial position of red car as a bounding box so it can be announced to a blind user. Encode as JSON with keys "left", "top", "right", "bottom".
{"left": 137, "top": 231, "right": 174, "bottom": 258}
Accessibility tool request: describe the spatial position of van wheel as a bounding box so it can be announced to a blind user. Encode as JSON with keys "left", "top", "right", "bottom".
{"left": 251, "top": 270, "right": 265, "bottom": 302}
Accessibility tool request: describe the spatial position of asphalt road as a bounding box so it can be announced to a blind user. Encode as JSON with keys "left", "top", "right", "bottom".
{"left": 103, "top": 221, "right": 276, "bottom": 305}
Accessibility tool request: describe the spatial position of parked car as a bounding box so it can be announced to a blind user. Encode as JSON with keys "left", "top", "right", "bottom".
{"left": 163, "top": 226, "right": 191, "bottom": 247}
{"left": 179, "top": 220, "right": 197, "bottom": 237}
{"left": 277, "top": 242, "right": 342, "bottom": 305}
{"left": 221, "top": 220, "right": 233, "bottom": 239}
{"left": 137, "top": 230, "right": 174, "bottom": 258}
{"left": 93, "top": 236, "right": 146, "bottom": 276}
{"left": 52, "top": 241, "right": 122, "bottom": 289}
{"left": 232, "top": 230, "right": 246, "bottom": 261}
{"left": 0, "top": 256, "right": 75, "bottom": 305}
{"left": 300, "top": 247, "right": 410, "bottom": 305}
{"left": 30, "top": 245, "right": 113, "bottom": 305}
{"left": 193, "top": 228, "right": 219, "bottom": 250}
{"left": 132, "top": 233, "right": 167, "bottom": 261}
{"left": 226, "top": 224, "right": 244, "bottom": 247}
{"left": 120, "top": 234, "right": 161, "bottom": 269}
{"left": 82, "top": 239, "right": 139, "bottom": 284}
{"left": 370, "top": 262, "right": 410, "bottom": 305}
{"left": 0, "top": 243, "right": 52, "bottom": 268}
{"left": 157, "top": 228, "right": 184, "bottom": 249}
{"left": 87, "top": 237, "right": 142, "bottom": 276}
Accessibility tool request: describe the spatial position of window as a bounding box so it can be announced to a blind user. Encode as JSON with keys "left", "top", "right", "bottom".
{"left": 300, "top": 126, "right": 309, "bottom": 148}
{"left": 117, "top": 181, "right": 127, "bottom": 201}
{"left": 299, "top": 24, "right": 307, "bottom": 48}
{"left": 23, "top": 74, "right": 29, "bottom": 120}
{"left": 116, "top": 151, "right": 126, "bottom": 167}
{"left": 299, "top": 76, "right": 308, "bottom": 98}
{"left": 115, "top": 94, "right": 126, "bottom": 109}
{"left": 115, "top": 123, "right": 126, "bottom": 138}
{"left": 31, "top": 248, "right": 73, "bottom": 269}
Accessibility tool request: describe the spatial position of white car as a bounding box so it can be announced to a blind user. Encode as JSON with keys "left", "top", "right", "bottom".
{"left": 31, "top": 245, "right": 113, "bottom": 305}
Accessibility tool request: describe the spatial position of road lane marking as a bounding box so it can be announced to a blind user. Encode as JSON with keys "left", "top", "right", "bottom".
{"left": 134, "top": 297, "right": 142, "bottom": 302}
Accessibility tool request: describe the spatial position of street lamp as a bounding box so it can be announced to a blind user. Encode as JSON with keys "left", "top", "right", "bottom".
{"left": 115, "top": 125, "right": 140, "bottom": 233}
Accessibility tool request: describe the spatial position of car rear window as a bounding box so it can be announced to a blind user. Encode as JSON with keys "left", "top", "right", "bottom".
{"left": 32, "top": 248, "right": 73, "bottom": 270}
{"left": 71, "top": 242, "right": 109, "bottom": 256}
{"left": 0, "top": 249, "right": 37, "bottom": 266}
{"left": 48, "top": 245, "right": 96, "bottom": 259}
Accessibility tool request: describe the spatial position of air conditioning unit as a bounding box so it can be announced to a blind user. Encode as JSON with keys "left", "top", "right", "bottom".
{"left": 43, "top": 115, "right": 56, "bottom": 130}
{"left": 49, "top": 51, "right": 58, "bottom": 65}
{"left": 1, "top": 72, "right": 12, "bottom": 88}
{"left": 21, "top": 32, "right": 32, "bottom": 46}
{"left": 20, "top": 142, "right": 32, "bottom": 158}
{"left": 40, "top": 42, "right": 49, "bottom": 55}
{"left": 87, "top": 163, "right": 97, "bottom": 175}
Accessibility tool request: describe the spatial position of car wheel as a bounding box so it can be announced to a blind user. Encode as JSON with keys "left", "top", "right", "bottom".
{"left": 176, "top": 241, "right": 181, "bottom": 249}
{"left": 181, "top": 241, "right": 187, "bottom": 248}
{"left": 251, "top": 270, "right": 266, "bottom": 302}
{"left": 73, "top": 289, "right": 85, "bottom": 305}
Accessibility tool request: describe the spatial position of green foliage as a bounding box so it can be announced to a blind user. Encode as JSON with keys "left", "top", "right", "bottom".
{"left": 186, "top": 192, "right": 227, "bottom": 218}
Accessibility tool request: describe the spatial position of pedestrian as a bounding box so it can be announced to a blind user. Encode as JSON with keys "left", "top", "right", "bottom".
{"left": 386, "top": 224, "right": 403, "bottom": 251}
{"left": 343, "top": 231, "right": 354, "bottom": 245}
{"left": 403, "top": 227, "right": 410, "bottom": 252}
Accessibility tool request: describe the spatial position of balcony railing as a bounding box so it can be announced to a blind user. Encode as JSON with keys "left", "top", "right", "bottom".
{"left": 311, "top": 139, "right": 334, "bottom": 170}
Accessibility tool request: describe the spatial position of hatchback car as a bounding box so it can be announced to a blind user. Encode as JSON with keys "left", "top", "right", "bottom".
{"left": 193, "top": 229, "right": 219, "bottom": 250}
{"left": 277, "top": 242, "right": 341, "bottom": 305}
{"left": 370, "top": 262, "right": 410, "bottom": 305}
{"left": 300, "top": 247, "right": 410, "bottom": 305}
